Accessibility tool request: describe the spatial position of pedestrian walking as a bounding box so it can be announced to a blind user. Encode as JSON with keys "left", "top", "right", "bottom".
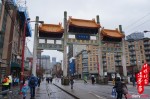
{"left": 91, "top": 75, "right": 95, "bottom": 84}
{"left": 37, "top": 77, "right": 41, "bottom": 87}
{"left": 122, "top": 81, "right": 128, "bottom": 99}
{"left": 50, "top": 77, "right": 53, "bottom": 83}
{"left": 21, "top": 84, "right": 29, "bottom": 99}
{"left": 28, "top": 74, "right": 38, "bottom": 99}
{"left": 8, "top": 74, "right": 12, "bottom": 89}
{"left": 23, "top": 77, "right": 26, "bottom": 85}
{"left": 12, "top": 76, "right": 16, "bottom": 86}
{"left": 113, "top": 77, "right": 123, "bottom": 99}
{"left": 1, "top": 75, "right": 9, "bottom": 96}
{"left": 15, "top": 77, "right": 19, "bottom": 86}
{"left": 46, "top": 77, "right": 50, "bottom": 83}
{"left": 132, "top": 76, "right": 136, "bottom": 87}
{"left": 7, "top": 76, "right": 11, "bottom": 90}
{"left": 70, "top": 76, "right": 74, "bottom": 89}
{"left": 84, "top": 76, "right": 87, "bottom": 84}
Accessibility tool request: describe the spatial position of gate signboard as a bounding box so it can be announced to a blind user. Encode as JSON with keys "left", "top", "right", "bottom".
{"left": 37, "top": 37, "right": 64, "bottom": 51}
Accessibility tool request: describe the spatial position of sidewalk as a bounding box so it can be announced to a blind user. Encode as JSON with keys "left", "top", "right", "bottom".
{"left": 0, "top": 81, "right": 49, "bottom": 99}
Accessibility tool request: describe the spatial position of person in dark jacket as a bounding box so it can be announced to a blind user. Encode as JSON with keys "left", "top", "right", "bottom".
{"left": 37, "top": 77, "right": 41, "bottom": 87}
{"left": 70, "top": 76, "right": 74, "bottom": 89}
{"left": 28, "top": 74, "right": 38, "bottom": 99}
{"left": 91, "top": 75, "right": 95, "bottom": 84}
{"left": 113, "top": 77, "right": 123, "bottom": 99}
{"left": 122, "top": 81, "right": 128, "bottom": 99}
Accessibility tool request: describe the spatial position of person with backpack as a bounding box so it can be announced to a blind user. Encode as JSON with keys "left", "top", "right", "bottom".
{"left": 113, "top": 77, "right": 123, "bottom": 99}
{"left": 28, "top": 74, "right": 38, "bottom": 99}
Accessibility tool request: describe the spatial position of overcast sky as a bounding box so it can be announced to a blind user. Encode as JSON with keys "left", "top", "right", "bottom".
{"left": 24, "top": 0, "right": 150, "bottom": 62}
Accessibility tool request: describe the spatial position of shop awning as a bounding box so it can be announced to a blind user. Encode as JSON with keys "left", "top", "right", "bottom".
{"left": 11, "top": 62, "right": 20, "bottom": 68}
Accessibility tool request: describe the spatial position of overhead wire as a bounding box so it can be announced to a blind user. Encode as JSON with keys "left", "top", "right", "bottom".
{"left": 124, "top": 12, "right": 150, "bottom": 30}
{"left": 126, "top": 18, "right": 150, "bottom": 33}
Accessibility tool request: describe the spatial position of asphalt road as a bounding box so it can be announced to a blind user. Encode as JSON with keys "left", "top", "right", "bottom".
{"left": 73, "top": 80, "right": 150, "bottom": 99}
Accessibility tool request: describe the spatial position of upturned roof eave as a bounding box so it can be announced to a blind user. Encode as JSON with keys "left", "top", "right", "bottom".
{"left": 39, "top": 30, "right": 64, "bottom": 34}
{"left": 69, "top": 24, "right": 100, "bottom": 29}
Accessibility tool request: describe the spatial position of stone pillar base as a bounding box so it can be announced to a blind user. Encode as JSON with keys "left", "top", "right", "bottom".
{"left": 96, "top": 76, "right": 108, "bottom": 84}
{"left": 61, "top": 77, "right": 69, "bottom": 85}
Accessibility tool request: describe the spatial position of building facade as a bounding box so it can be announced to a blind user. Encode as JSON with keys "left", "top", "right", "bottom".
{"left": 41, "top": 55, "right": 50, "bottom": 70}
{"left": 74, "top": 28, "right": 124, "bottom": 80}
{"left": 0, "top": 0, "right": 31, "bottom": 80}
{"left": 125, "top": 38, "right": 150, "bottom": 76}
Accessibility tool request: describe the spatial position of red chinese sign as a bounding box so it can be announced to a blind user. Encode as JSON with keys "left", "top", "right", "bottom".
{"left": 136, "top": 63, "right": 150, "bottom": 94}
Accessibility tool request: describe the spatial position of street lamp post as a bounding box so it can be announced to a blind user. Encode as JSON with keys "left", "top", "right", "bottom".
{"left": 20, "top": 18, "right": 30, "bottom": 90}
{"left": 20, "top": 17, "right": 44, "bottom": 90}
{"left": 144, "top": 30, "right": 150, "bottom": 33}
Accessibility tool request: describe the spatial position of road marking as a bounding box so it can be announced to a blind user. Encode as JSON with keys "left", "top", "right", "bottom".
{"left": 88, "top": 92, "right": 106, "bottom": 99}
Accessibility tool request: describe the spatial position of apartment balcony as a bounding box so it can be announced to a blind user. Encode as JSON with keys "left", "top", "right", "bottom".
{"left": 82, "top": 70, "right": 89, "bottom": 73}
{"left": 103, "top": 62, "right": 107, "bottom": 66}
{"left": 145, "top": 57, "right": 150, "bottom": 60}
{"left": 114, "top": 54, "right": 121, "bottom": 57}
{"left": 130, "top": 62, "right": 137, "bottom": 66}
{"left": 82, "top": 61, "right": 88, "bottom": 64}
{"left": 83, "top": 65, "right": 88, "bottom": 67}
{"left": 145, "top": 52, "right": 150, "bottom": 55}
{"left": 130, "top": 58, "right": 136, "bottom": 61}
{"left": 89, "top": 70, "right": 98, "bottom": 74}
{"left": 115, "top": 63, "right": 122, "bottom": 66}
{"left": 102, "top": 54, "right": 106, "bottom": 57}
{"left": 102, "top": 59, "right": 106, "bottom": 62}
{"left": 82, "top": 55, "right": 88, "bottom": 59}
{"left": 129, "top": 48, "right": 135, "bottom": 51}
{"left": 103, "top": 67, "right": 107, "bottom": 72}
{"left": 129, "top": 52, "right": 136, "bottom": 56}
{"left": 144, "top": 47, "right": 150, "bottom": 51}
{"left": 144, "top": 42, "right": 150, "bottom": 46}
{"left": 115, "top": 60, "right": 121, "bottom": 62}
{"left": 128, "top": 44, "right": 134, "bottom": 47}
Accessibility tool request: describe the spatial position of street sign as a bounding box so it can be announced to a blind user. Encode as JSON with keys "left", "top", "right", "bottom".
{"left": 37, "top": 38, "right": 64, "bottom": 50}
{"left": 67, "top": 38, "right": 98, "bottom": 45}
{"left": 75, "top": 34, "right": 90, "bottom": 40}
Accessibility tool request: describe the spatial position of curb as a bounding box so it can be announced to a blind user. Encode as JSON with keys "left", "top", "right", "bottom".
{"left": 53, "top": 83, "right": 80, "bottom": 99}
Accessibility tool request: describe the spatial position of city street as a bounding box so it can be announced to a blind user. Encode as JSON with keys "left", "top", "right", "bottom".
{"left": 53, "top": 79, "right": 150, "bottom": 99}
{"left": 0, "top": 80, "right": 75, "bottom": 99}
